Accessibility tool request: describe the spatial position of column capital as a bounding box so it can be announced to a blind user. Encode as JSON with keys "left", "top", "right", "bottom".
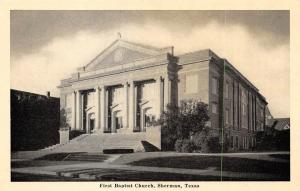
{"left": 163, "top": 75, "right": 169, "bottom": 80}
{"left": 99, "top": 85, "right": 106, "bottom": 90}
{"left": 94, "top": 86, "right": 100, "bottom": 91}
{"left": 123, "top": 82, "right": 129, "bottom": 86}
{"left": 155, "top": 76, "right": 163, "bottom": 82}
{"left": 129, "top": 80, "right": 135, "bottom": 85}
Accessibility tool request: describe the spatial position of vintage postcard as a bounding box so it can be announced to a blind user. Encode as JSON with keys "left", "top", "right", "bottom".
{"left": 1, "top": 0, "right": 300, "bottom": 191}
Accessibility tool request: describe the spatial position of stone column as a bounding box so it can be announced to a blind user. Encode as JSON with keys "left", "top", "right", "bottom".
{"left": 75, "top": 90, "right": 81, "bottom": 130}
{"left": 105, "top": 89, "right": 109, "bottom": 131}
{"left": 94, "top": 86, "right": 100, "bottom": 131}
{"left": 100, "top": 85, "right": 106, "bottom": 132}
{"left": 123, "top": 82, "right": 129, "bottom": 129}
{"left": 164, "top": 76, "right": 171, "bottom": 109}
{"left": 156, "top": 76, "right": 163, "bottom": 118}
{"left": 71, "top": 91, "right": 76, "bottom": 130}
{"left": 81, "top": 95, "right": 84, "bottom": 130}
{"left": 129, "top": 81, "right": 135, "bottom": 131}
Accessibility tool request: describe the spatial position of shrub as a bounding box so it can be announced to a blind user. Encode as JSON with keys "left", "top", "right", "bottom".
{"left": 174, "top": 139, "right": 183, "bottom": 152}
{"left": 161, "top": 125, "right": 178, "bottom": 151}
{"left": 175, "top": 139, "right": 195, "bottom": 153}
{"left": 160, "top": 100, "right": 210, "bottom": 151}
{"left": 207, "top": 136, "right": 221, "bottom": 153}
{"left": 191, "top": 128, "right": 210, "bottom": 152}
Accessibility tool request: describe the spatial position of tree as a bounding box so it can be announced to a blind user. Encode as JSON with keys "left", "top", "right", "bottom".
{"left": 160, "top": 99, "right": 210, "bottom": 151}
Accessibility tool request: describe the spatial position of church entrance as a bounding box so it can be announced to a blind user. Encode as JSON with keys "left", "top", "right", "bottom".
{"left": 86, "top": 113, "right": 95, "bottom": 134}
{"left": 111, "top": 110, "right": 122, "bottom": 133}
{"left": 89, "top": 118, "right": 95, "bottom": 133}
{"left": 115, "top": 116, "right": 123, "bottom": 130}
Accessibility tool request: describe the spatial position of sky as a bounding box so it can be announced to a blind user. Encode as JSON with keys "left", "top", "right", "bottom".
{"left": 10, "top": 10, "right": 289, "bottom": 117}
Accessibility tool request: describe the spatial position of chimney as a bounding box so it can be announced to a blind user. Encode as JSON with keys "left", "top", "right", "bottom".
{"left": 46, "top": 91, "right": 50, "bottom": 98}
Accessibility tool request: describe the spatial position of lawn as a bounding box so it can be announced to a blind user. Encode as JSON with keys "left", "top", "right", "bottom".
{"left": 128, "top": 155, "right": 290, "bottom": 177}
{"left": 11, "top": 160, "right": 85, "bottom": 168}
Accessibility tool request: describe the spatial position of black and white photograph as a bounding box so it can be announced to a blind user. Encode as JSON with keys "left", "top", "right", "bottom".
{"left": 9, "top": 10, "right": 291, "bottom": 182}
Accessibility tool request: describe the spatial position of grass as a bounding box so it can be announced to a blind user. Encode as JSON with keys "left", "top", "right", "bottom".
{"left": 11, "top": 171, "right": 253, "bottom": 181}
{"left": 34, "top": 152, "right": 79, "bottom": 161}
{"left": 129, "top": 155, "right": 290, "bottom": 175}
{"left": 11, "top": 160, "right": 85, "bottom": 168}
{"left": 11, "top": 152, "right": 290, "bottom": 181}
{"left": 268, "top": 154, "right": 290, "bottom": 160}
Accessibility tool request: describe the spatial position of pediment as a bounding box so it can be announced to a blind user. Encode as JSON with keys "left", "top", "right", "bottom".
{"left": 83, "top": 40, "right": 168, "bottom": 71}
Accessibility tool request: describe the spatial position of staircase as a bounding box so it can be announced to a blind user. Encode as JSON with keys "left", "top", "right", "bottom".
{"left": 62, "top": 153, "right": 110, "bottom": 162}
{"left": 42, "top": 133, "right": 148, "bottom": 153}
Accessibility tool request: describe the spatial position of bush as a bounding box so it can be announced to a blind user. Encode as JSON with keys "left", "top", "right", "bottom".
{"left": 256, "top": 128, "right": 290, "bottom": 151}
{"left": 191, "top": 129, "right": 210, "bottom": 152}
{"left": 175, "top": 139, "right": 194, "bottom": 153}
{"left": 207, "top": 136, "right": 221, "bottom": 153}
{"left": 160, "top": 100, "right": 210, "bottom": 151}
{"left": 161, "top": 125, "right": 177, "bottom": 151}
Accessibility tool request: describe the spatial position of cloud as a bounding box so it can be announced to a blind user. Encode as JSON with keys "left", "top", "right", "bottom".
{"left": 10, "top": 21, "right": 289, "bottom": 117}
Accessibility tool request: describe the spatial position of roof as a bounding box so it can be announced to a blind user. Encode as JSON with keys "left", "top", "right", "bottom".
{"left": 83, "top": 39, "right": 173, "bottom": 71}
{"left": 11, "top": 89, "right": 59, "bottom": 99}
{"left": 273, "top": 118, "right": 290, "bottom": 131}
{"left": 177, "top": 49, "right": 219, "bottom": 65}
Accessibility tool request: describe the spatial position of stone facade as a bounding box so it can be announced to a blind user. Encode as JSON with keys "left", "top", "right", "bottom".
{"left": 58, "top": 39, "right": 267, "bottom": 151}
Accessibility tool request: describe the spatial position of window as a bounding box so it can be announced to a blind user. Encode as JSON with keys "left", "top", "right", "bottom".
{"left": 235, "top": 136, "right": 239, "bottom": 148}
{"left": 242, "top": 137, "right": 245, "bottom": 149}
{"left": 261, "top": 123, "right": 264, "bottom": 131}
{"left": 225, "top": 109, "right": 230, "bottom": 124}
{"left": 212, "top": 103, "right": 218, "bottom": 114}
{"left": 243, "top": 137, "right": 249, "bottom": 149}
{"left": 185, "top": 74, "right": 198, "bottom": 94}
{"left": 260, "top": 107, "right": 264, "bottom": 118}
{"left": 241, "top": 90, "right": 247, "bottom": 116}
{"left": 225, "top": 82, "right": 229, "bottom": 98}
{"left": 212, "top": 77, "right": 218, "bottom": 95}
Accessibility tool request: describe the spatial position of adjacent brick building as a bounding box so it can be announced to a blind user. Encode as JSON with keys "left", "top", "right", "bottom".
{"left": 11, "top": 89, "right": 60, "bottom": 151}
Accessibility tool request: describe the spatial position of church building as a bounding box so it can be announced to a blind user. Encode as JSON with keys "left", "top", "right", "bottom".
{"left": 57, "top": 39, "right": 267, "bottom": 152}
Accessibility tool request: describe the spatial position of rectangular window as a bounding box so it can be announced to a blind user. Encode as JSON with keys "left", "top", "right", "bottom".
{"left": 225, "top": 109, "right": 229, "bottom": 124}
{"left": 212, "top": 103, "right": 218, "bottom": 114}
{"left": 235, "top": 136, "right": 239, "bottom": 149}
{"left": 242, "top": 90, "right": 247, "bottom": 116}
{"left": 185, "top": 74, "right": 198, "bottom": 94}
{"left": 260, "top": 107, "right": 264, "bottom": 118}
{"left": 225, "top": 82, "right": 229, "bottom": 98}
{"left": 212, "top": 77, "right": 218, "bottom": 95}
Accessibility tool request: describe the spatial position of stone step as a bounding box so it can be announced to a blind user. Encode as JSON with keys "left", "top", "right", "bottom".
{"left": 63, "top": 153, "right": 110, "bottom": 162}
{"left": 44, "top": 133, "right": 148, "bottom": 153}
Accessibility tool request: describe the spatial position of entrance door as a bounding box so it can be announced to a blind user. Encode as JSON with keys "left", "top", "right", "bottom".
{"left": 115, "top": 116, "right": 123, "bottom": 130}
{"left": 89, "top": 118, "right": 95, "bottom": 133}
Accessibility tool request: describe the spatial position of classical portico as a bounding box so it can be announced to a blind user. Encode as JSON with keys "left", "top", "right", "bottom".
{"left": 67, "top": 76, "right": 169, "bottom": 134}
{"left": 59, "top": 39, "right": 177, "bottom": 135}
